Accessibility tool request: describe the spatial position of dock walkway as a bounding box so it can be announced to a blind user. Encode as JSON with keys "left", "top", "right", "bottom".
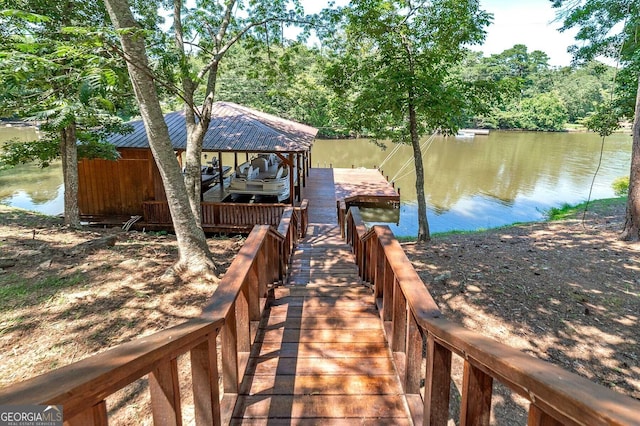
{"left": 231, "top": 168, "right": 411, "bottom": 423}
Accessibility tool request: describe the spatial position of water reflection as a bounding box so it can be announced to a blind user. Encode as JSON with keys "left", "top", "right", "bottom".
{"left": 313, "top": 132, "right": 632, "bottom": 235}
{"left": 0, "top": 161, "right": 64, "bottom": 215}
{"left": 0, "top": 127, "right": 64, "bottom": 215}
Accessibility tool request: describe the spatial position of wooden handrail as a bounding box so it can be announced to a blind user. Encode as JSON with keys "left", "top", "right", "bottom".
{"left": 0, "top": 318, "right": 223, "bottom": 420}
{"left": 0, "top": 207, "right": 302, "bottom": 424}
{"left": 344, "top": 207, "right": 640, "bottom": 426}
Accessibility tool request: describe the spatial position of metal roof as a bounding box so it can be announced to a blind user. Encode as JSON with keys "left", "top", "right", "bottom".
{"left": 108, "top": 102, "right": 318, "bottom": 153}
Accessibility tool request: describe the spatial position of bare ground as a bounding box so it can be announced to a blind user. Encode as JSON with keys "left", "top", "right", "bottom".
{"left": 1, "top": 201, "right": 639, "bottom": 424}
{"left": 404, "top": 200, "right": 640, "bottom": 422}
{"left": 0, "top": 205, "right": 242, "bottom": 388}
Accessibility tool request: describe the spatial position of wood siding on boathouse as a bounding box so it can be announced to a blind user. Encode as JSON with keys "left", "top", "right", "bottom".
{"left": 78, "top": 148, "right": 166, "bottom": 217}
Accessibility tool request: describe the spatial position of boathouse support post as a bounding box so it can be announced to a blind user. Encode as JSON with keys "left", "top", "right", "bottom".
{"left": 288, "top": 152, "right": 295, "bottom": 205}
{"left": 217, "top": 151, "right": 224, "bottom": 191}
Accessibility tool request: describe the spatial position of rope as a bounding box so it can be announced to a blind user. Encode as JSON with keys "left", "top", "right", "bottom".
{"left": 378, "top": 142, "right": 403, "bottom": 170}
{"left": 390, "top": 133, "right": 435, "bottom": 181}
{"left": 122, "top": 215, "right": 142, "bottom": 231}
{"left": 391, "top": 133, "right": 437, "bottom": 182}
{"left": 581, "top": 11, "right": 628, "bottom": 227}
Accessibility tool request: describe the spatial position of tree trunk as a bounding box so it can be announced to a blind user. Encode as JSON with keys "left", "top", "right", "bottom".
{"left": 60, "top": 124, "right": 80, "bottom": 227}
{"left": 409, "top": 103, "right": 431, "bottom": 242}
{"left": 182, "top": 55, "right": 221, "bottom": 221}
{"left": 103, "top": 0, "right": 217, "bottom": 277}
{"left": 173, "top": 0, "right": 203, "bottom": 223}
{"left": 621, "top": 73, "right": 640, "bottom": 241}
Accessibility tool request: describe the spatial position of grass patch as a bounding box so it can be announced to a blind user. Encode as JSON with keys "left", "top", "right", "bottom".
{"left": 0, "top": 273, "right": 84, "bottom": 311}
{"left": 546, "top": 197, "right": 626, "bottom": 221}
{"left": 0, "top": 205, "right": 63, "bottom": 228}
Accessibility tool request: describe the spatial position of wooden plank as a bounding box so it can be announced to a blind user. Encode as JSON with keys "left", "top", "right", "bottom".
{"left": 266, "top": 304, "right": 377, "bottom": 317}
{"left": 391, "top": 280, "right": 407, "bottom": 353}
{"left": 262, "top": 315, "right": 383, "bottom": 330}
{"left": 269, "top": 296, "right": 373, "bottom": 309}
{"left": 273, "top": 287, "right": 369, "bottom": 298}
{"left": 229, "top": 418, "right": 411, "bottom": 426}
{"left": 236, "top": 287, "right": 251, "bottom": 353}
{"left": 405, "top": 313, "right": 423, "bottom": 394}
{"left": 149, "top": 358, "right": 182, "bottom": 426}
{"left": 255, "top": 341, "right": 390, "bottom": 358}
{"left": 66, "top": 400, "right": 108, "bottom": 426}
{"left": 222, "top": 301, "right": 239, "bottom": 394}
{"left": 240, "top": 374, "right": 403, "bottom": 396}
{"left": 257, "top": 328, "right": 388, "bottom": 344}
{"left": 247, "top": 356, "right": 395, "bottom": 376}
{"left": 233, "top": 395, "right": 408, "bottom": 419}
{"left": 460, "top": 361, "right": 493, "bottom": 426}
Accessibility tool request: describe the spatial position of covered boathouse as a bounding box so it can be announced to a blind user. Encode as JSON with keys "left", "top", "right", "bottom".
{"left": 77, "top": 102, "right": 318, "bottom": 231}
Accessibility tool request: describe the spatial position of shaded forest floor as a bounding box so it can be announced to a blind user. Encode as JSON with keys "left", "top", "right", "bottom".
{"left": 405, "top": 198, "right": 639, "bottom": 422}
{"left": 1, "top": 199, "right": 638, "bottom": 423}
{"left": 0, "top": 205, "right": 242, "bottom": 387}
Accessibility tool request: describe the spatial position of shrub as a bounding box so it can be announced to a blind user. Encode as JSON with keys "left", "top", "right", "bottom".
{"left": 612, "top": 176, "right": 629, "bottom": 197}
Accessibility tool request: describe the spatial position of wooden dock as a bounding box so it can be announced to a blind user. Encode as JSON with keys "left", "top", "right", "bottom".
{"left": 301, "top": 168, "right": 399, "bottom": 222}
{"left": 231, "top": 168, "right": 410, "bottom": 423}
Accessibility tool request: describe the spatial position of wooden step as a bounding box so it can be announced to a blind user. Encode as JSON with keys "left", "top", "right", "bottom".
{"left": 287, "top": 277, "right": 362, "bottom": 286}
{"left": 254, "top": 341, "right": 390, "bottom": 358}
{"left": 232, "top": 395, "right": 410, "bottom": 421}
{"left": 256, "top": 328, "right": 387, "bottom": 344}
{"left": 268, "top": 297, "right": 373, "bottom": 309}
{"left": 262, "top": 316, "right": 382, "bottom": 330}
{"left": 239, "top": 374, "right": 403, "bottom": 396}
{"left": 247, "top": 356, "right": 395, "bottom": 376}
{"left": 273, "top": 286, "right": 371, "bottom": 298}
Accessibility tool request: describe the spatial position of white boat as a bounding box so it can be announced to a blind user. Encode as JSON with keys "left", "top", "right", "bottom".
{"left": 227, "top": 154, "right": 294, "bottom": 202}
{"left": 455, "top": 130, "right": 475, "bottom": 138}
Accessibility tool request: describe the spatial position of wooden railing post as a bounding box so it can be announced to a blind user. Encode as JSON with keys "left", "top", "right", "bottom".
{"left": 527, "top": 404, "right": 564, "bottom": 426}
{"left": 405, "top": 314, "right": 422, "bottom": 394}
{"left": 66, "top": 401, "right": 108, "bottom": 426}
{"left": 391, "top": 281, "right": 407, "bottom": 354}
{"left": 149, "top": 358, "right": 182, "bottom": 426}
{"left": 382, "top": 261, "right": 394, "bottom": 321}
{"left": 222, "top": 303, "right": 239, "bottom": 394}
{"left": 374, "top": 239, "right": 385, "bottom": 300}
{"left": 247, "top": 263, "right": 261, "bottom": 322}
{"left": 424, "top": 335, "right": 452, "bottom": 426}
{"left": 236, "top": 286, "right": 251, "bottom": 353}
{"left": 191, "top": 334, "right": 221, "bottom": 426}
{"left": 460, "top": 361, "right": 493, "bottom": 426}
{"left": 391, "top": 280, "right": 408, "bottom": 386}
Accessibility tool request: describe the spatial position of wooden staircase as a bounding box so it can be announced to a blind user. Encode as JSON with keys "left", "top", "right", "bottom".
{"left": 232, "top": 223, "right": 413, "bottom": 424}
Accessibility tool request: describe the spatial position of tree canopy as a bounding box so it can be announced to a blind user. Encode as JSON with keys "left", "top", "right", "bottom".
{"left": 552, "top": 0, "right": 640, "bottom": 241}
{"left": 0, "top": 2, "right": 133, "bottom": 226}
{"left": 321, "top": 0, "right": 493, "bottom": 241}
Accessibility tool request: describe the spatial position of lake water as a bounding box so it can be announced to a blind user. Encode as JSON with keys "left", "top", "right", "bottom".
{"left": 0, "top": 127, "right": 64, "bottom": 216}
{"left": 0, "top": 127, "right": 633, "bottom": 235}
{"left": 312, "top": 131, "right": 632, "bottom": 236}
